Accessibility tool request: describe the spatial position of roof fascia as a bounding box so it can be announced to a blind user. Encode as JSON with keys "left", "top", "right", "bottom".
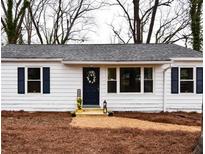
{"left": 170, "top": 57, "right": 203, "bottom": 61}
{"left": 1, "top": 58, "right": 62, "bottom": 62}
{"left": 62, "top": 60, "right": 172, "bottom": 65}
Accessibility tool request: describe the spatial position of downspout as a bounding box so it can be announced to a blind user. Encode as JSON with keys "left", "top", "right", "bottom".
{"left": 163, "top": 62, "right": 173, "bottom": 112}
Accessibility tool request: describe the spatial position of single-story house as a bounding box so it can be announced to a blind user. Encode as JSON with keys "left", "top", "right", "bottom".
{"left": 1, "top": 44, "right": 203, "bottom": 112}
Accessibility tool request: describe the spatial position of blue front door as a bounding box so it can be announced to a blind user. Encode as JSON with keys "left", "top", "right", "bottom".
{"left": 83, "top": 67, "right": 100, "bottom": 106}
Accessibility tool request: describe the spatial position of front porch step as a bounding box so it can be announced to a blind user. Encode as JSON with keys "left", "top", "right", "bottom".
{"left": 83, "top": 108, "right": 104, "bottom": 111}
{"left": 75, "top": 108, "right": 108, "bottom": 116}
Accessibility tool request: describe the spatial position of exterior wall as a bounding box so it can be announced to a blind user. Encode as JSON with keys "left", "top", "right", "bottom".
{"left": 2, "top": 61, "right": 82, "bottom": 111}
{"left": 165, "top": 61, "right": 203, "bottom": 112}
{"left": 101, "top": 62, "right": 202, "bottom": 112}
{"left": 100, "top": 65, "right": 164, "bottom": 112}
{"left": 1, "top": 61, "right": 203, "bottom": 112}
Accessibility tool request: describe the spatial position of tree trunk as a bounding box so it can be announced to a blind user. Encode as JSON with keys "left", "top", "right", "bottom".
{"left": 133, "top": 0, "right": 141, "bottom": 43}
{"left": 190, "top": 0, "right": 203, "bottom": 51}
{"left": 146, "top": 0, "right": 159, "bottom": 43}
{"left": 28, "top": 5, "right": 44, "bottom": 44}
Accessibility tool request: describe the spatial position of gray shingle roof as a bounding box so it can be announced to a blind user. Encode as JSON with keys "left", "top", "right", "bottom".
{"left": 1, "top": 44, "right": 202, "bottom": 61}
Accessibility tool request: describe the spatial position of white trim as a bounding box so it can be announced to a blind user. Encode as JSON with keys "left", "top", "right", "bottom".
{"left": 62, "top": 61, "right": 171, "bottom": 65}
{"left": 179, "top": 67, "right": 195, "bottom": 94}
{"left": 141, "top": 67, "right": 144, "bottom": 94}
{"left": 171, "top": 57, "right": 203, "bottom": 61}
{"left": 163, "top": 64, "right": 172, "bottom": 112}
{"left": 2, "top": 58, "right": 62, "bottom": 62}
{"left": 107, "top": 67, "right": 117, "bottom": 93}
{"left": 26, "top": 67, "right": 43, "bottom": 95}
{"left": 119, "top": 67, "right": 141, "bottom": 94}
{"left": 106, "top": 66, "right": 155, "bottom": 94}
{"left": 143, "top": 67, "right": 154, "bottom": 94}
{"left": 2, "top": 58, "right": 202, "bottom": 63}
{"left": 117, "top": 67, "right": 120, "bottom": 94}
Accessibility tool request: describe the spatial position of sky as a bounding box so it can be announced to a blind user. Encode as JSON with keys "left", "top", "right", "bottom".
{"left": 1, "top": 0, "right": 191, "bottom": 47}
{"left": 78, "top": 0, "right": 188, "bottom": 47}
{"left": 86, "top": 4, "right": 121, "bottom": 44}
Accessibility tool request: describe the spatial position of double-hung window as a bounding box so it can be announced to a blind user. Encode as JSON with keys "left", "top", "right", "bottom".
{"left": 108, "top": 68, "right": 117, "bottom": 93}
{"left": 18, "top": 67, "right": 50, "bottom": 94}
{"left": 144, "top": 68, "right": 153, "bottom": 93}
{"left": 180, "top": 68, "right": 194, "bottom": 93}
{"left": 27, "top": 68, "right": 41, "bottom": 93}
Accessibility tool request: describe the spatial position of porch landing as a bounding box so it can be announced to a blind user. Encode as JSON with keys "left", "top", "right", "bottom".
{"left": 75, "top": 108, "right": 109, "bottom": 116}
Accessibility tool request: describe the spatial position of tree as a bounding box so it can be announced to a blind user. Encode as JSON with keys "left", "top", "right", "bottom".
{"left": 1, "top": 0, "right": 29, "bottom": 44}
{"left": 27, "top": 0, "right": 103, "bottom": 44}
{"left": 190, "top": 0, "right": 203, "bottom": 51}
{"left": 109, "top": 0, "right": 190, "bottom": 44}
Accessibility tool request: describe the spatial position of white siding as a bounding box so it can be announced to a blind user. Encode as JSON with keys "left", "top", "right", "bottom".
{"left": 165, "top": 61, "right": 203, "bottom": 112}
{"left": 1, "top": 61, "right": 203, "bottom": 112}
{"left": 100, "top": 65, "right": 164, "bottom": 112}
{"left": 2, "top": 62, "right": 82, "bottom": 111}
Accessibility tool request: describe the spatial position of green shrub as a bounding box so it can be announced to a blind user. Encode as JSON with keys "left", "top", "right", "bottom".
{"left": 77, "top": 97, "right": 82, "bottom": 110}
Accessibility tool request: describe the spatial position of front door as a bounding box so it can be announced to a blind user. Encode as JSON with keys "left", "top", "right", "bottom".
{"left": 83, "top": 67, "right": 100, "bottom": 106}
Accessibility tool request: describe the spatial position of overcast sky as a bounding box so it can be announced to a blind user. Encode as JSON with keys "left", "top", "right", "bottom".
{"left": 1, "top": 0, "right": 190, "bottom": 47}
{"left": 80, "top": 1, "right": 187, "bottom": 47}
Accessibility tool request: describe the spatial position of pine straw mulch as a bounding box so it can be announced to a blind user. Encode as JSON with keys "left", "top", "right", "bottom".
{"left": 114, "top": 111, "right": 202, "bottom": 126}
{"left": 70, "top": 116, "right": 200, "bottom": 132}
{"left": 1, "top": 111, "right": 201, "bottom": 154}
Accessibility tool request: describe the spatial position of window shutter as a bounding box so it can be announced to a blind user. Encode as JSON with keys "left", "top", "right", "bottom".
{"left": 171, "top": 67, "right": 179, "bottom": 94}
{"left": 43, "top": 67, "right": 50, "bottom": 94}
{"left": 196, "top": 67, "right": 203, "bottom": 94}
{"left": 18, "top": 67, "right": 25, "bottom": 94}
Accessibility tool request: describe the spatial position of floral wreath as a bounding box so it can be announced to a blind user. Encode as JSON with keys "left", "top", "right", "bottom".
{"left": 87, "top": 70, "right": 96, "bottom": 84}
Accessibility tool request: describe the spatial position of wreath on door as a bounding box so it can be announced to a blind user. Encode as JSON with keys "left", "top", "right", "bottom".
{"left": 87, "top": 70, "right": 96, "bottom": 84}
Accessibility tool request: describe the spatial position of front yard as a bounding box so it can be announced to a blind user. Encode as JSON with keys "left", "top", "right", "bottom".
{"left": 1, "top": 111, "right": 201, "bottom": 154}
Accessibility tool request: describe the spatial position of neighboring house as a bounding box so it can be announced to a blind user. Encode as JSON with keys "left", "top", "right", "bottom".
{"left": 1, "top": 44, "right": 203, "bottom": 112}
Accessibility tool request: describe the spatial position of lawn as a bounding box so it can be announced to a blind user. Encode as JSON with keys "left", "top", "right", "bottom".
{"left": 2, "top": 111, "right": 201, "bottom": 154}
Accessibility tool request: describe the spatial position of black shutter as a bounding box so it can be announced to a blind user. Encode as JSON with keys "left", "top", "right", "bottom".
{"left": 43, "top": 67, "right": 50, "bottom": 94}
{"left": 171, "top": 67, "right": 179, "bottom": 94}
{"left": 18, "top": 67, "right": 25, "bottom": 94}
{"left": 196, "top": 67, "right": 203, "bottom": 94}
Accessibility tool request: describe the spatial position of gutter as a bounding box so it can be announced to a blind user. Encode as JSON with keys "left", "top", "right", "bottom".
{"left": 163, "top": 61, "right": 173, "bottom": 112}
{"left": 62, "top": 60, "right": 172, "bottom": 65}
{"left": 1, "top": 58, "right": 62, "bottom": 62}
{"left": 170, "top": 57, "right": 203, "bottom": 61}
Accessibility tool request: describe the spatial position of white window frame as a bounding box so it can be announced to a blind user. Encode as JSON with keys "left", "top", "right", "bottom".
{"left": 119, "top": 67, "right": 141, "bottom": 93}
{"left": 179, "top": 67, "right": 195, "bottom": 94}
{"left": 143, "top": 67, "right": 154, "bottom": 93}
{"left": 107, "top": 68, "right": 117, "bottom": 93}
{"left": 26, "top": 67, "right": 43, "bottom": 94}
{"left": 107, "top": 66, "right": 154, "bottom": 94}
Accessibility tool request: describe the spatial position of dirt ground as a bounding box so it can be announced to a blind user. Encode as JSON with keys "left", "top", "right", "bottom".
{"left": 114, "top": 111, "right": 202, "bottom": 126}
{"left": 2, "top": 111, "right": 201, "bottom": 154}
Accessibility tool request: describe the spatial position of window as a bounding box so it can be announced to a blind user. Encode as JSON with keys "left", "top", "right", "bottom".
{"left": 108, "top": 68, "right": 117, "bottom": 93}
{"left": 27, "top": 68, "right": 41, "bottom": 93}
{"left": 180, "top": 68, "right": 193, "bottom": 93}
{"left": 120, "top": 68, "right": 141, "bottom": 92}
{"left": 144, "top": 68, "right": 153, "bottom": 92}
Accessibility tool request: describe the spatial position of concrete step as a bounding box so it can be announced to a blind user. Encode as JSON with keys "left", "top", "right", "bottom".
{"left": 75, "top": 108, "right": 108, "bottom": 117}
{"left": 82, "top": 108, "right": 104, "bottom": 112}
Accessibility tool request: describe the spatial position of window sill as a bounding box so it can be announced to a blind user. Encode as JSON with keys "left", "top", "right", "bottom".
{"left": 107, "top": 92, "right": 155, "bottom": 95}
{"left": 25, "top": 93, "right": 43, "bottom": 95}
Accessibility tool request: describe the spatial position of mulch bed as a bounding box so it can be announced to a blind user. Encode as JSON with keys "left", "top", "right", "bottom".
{"left": 114, "top": 111, "right": 202, "bottom": 126}
{"left": 1, "top": 111, "right": 201, "bottom": 154}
